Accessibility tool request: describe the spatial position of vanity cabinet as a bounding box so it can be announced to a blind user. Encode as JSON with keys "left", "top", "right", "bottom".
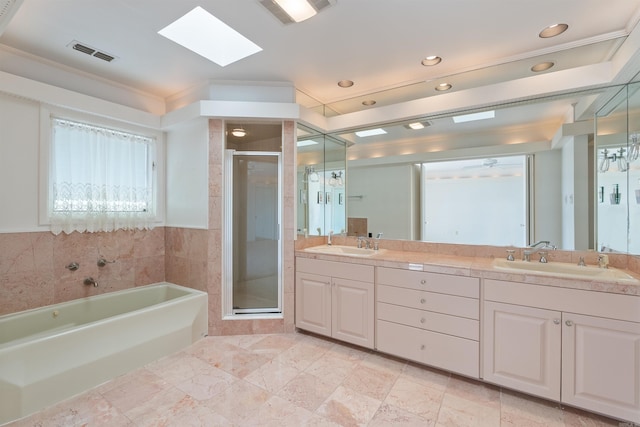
{"left": 376, "top": 267, "right": 480, "bottom": 378}
{"left": 483, "top": 279, "right": 640, "bottom": 422}
{"left": 295, "top": 257, "right": 375, "bottom": 349}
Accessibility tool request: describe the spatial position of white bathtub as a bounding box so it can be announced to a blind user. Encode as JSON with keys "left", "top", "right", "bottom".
{"left": 0, "top": 282, "right": 208, "bottom": 425}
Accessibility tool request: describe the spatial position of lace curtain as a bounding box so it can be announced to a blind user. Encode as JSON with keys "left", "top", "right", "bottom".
{"left": 49, "top": 118, "right": 156, "bottom": 235}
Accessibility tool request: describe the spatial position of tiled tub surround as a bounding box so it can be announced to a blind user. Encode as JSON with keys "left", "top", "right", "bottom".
{"left": 0, "top": 283, "right": 208, "bottom": 425}
{"left": 295, "top": 237, "right": 640, "bottom": 423}
{"left": 0, "top": 229, "right": 165, "bottom": 316}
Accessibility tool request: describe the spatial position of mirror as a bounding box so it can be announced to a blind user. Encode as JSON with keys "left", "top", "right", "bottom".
{"left": 296, "top": 128, "right": 347, "bottom": 237}
{"left": 297, "top": 83, "right": 640, "bottom": 254}
{"left": 596, "top": 81, "right": 640, "bottom": 254}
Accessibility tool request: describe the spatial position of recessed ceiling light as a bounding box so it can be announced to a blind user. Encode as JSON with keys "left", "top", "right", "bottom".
{"left": 421, "top": 55, "right": 442, "bottom": 66}
{"left": 531, "top": 61, "right": 555, "bottom": 72}
{"left": 362, "top": 100, "right": 376, "bottom": 106}
{"left": 453, "top": 110, "right": 495, "bottom": 123}
{"left": 158, "top": 6, "right": 262, "bottom": 67}
{"left": 297, "top": 139, "right": 319, "bottom": 147}
{"left": 435, "top": 83, "right": 452, "bottom": 91}
{"left": 539, "top": 23, "right": 568, "bottom": 38}
{"left": 356, "top": 128, "right": 387, "bottom": 137}
{"left": 231, "top": 128, "right": 247, "bottom": 137}
{"left": 338, "top": 80, "right": 354, "bottom": 88}
{"left": 405, "top": 121, "right": 430, "bottom": 130}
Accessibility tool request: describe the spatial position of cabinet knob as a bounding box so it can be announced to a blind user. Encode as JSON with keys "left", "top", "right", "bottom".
{"left": 553, "top": 319, "right": 560, "bottom": 325}
{"left": 420, "top": 317, "right": 426, "bottom": 324}
{"left": 420, "top": 344, "right": 425, "bottom": 350}
{"left": 420, "top": 279, "right": 426, "bottom": 285}
{"left": 420, "top": 298, "right": 426, "bottom": 304}
{"left": 565, "top": 320, "right": 573, "bottom": 327}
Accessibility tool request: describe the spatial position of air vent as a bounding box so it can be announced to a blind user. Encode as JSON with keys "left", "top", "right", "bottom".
{"left": 67, "top": 40, "right": 117, "bottom": 63}
{"left": 0, "top": 0, "right": 24, "bottom": 36}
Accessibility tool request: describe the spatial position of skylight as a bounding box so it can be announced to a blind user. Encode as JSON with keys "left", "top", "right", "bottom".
{"left": 158, "top": 7, "right": 262, "bottom": 67}
{"left": 452, "top": 111, "right": 495, "bottom": 123}
{"left": 297, "top": 139, "right": 319, "bottom": 147}
{"left": 355, "top": 128, "right": 387, "bottom": 137}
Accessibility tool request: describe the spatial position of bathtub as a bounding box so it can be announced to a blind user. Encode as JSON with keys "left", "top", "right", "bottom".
{"left": 0, "top": 282, "right": 208, "bottom": 425}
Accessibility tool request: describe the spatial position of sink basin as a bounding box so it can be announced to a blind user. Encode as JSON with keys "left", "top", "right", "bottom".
{"left": 492, "top": 258, "right": 638, "bottom": 283}
{"left": 303, "top": 245, "right": 386, "bottom": 258}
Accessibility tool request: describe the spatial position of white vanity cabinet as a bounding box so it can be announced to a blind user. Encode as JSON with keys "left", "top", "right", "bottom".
{"left": 376, "top": 267, "right": 480, "bottom": 378}
{"left": 295, "top": 257, "right": 375, "bottom": 349}
{"left": 483, "top": 279, "right": 640, "bottom": 422}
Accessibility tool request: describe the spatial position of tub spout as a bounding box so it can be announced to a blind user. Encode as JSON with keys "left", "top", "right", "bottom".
{"left": 84, "top": 277, "right": 98, "bottom": 287}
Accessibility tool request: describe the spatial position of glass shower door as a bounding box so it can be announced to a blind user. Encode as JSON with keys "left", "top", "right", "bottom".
{"left": 227, "top": 151, "right": 281, "bottom": 314}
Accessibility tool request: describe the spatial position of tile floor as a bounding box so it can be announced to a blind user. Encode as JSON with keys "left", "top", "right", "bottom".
{"left": 8, "top": 332, "right": 627, "bottom": 427}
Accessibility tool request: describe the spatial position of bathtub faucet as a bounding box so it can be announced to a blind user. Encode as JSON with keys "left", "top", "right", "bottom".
{"left": 83, "top": 277, "right": 98, "bottom": 287}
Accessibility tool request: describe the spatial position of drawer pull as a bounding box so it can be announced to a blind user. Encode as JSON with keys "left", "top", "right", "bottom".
{"left": 420, "top": 298, "right": 426, "bottom": 304}
{"left": 553, "top": 319, "right": 560, "bottom": 325}
{"left": 565, "top": 320, "right": 573, "bottom": 327}
{"left": 420, "top": 317, "right": 426, "bottom": 324}
{"left": 420, "top": 279, "right": 426, "bottom": 285}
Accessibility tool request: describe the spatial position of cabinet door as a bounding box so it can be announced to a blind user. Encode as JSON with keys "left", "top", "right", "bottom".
{"left": 332, "top": 278, "right": 374, "bottom": 349}
{"left": 562, "top": 313, "right": 640, "bottom": 422}
{"left": 483, "top": 301, "right": 561, "bottom": 400}
{"left": 295, "top": 272, "right": 331, "bottom": 337}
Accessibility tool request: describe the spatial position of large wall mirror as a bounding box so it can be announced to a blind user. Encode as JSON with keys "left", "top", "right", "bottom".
{"left": 297, "top": 82, "right": 640, "bottom": 255}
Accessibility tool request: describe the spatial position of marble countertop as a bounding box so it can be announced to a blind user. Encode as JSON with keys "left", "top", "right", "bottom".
{"left": 295, "top": 246, "right": 640, "bottom": 296}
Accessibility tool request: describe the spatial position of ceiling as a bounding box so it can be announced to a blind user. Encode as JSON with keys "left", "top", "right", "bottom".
{"left": 2, "top": 0, "right": 640, "bottom": 159}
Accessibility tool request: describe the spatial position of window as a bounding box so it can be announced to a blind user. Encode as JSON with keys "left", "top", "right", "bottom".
{"left": 47, "top": 118, "right": 157, "bottom": 234}
{"left": 421, "top": 155, "right": 528, "bottom": 246}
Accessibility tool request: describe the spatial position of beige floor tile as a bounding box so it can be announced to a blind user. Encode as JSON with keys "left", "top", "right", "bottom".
{"left": 305, "top": 352, "right": 360, "bottom": 387}
{"left": 276, "top": 371, "right": 338, "bottom": 411}
{"left": 385, "top": 376, "right": 445, "bottom": 422}
{"left": 202, "top": 380, "right": 270, "bottom": 423}
{"left": 145, "top": 352, "right": 217, "bottom": 385}
{"left": 209, "top": 347, "right": 272, "bottom": 378}
{"left": 243, "top": 395, "right": 317, "bottom": 427}
{"left": 100, "top": 368, "right": 171, "bottom": 414}
{"left": 401, "top": 362, "right": 450, "bottom": 391}
{"left": 445, "top": 375, "right": 501, "bottom": 410}
{"left": 500, "top": 389, "right": 565, "bottom": 427}
{"left": 369, "top": 403, "right": 434, "bottom": 426}
{"left": 174, "top": 366, "right": 237, "bottom": 401}
{"left": 273, "top": 339, "right": 330, "bottom": 371}
{"left": 316, "top": 385, "right": 382, "bottom": 426}
{"left": 436, "top": 393, "right": 501, "bottom": 427}
{"left": 342, "top": 363, "right": 399, "bottom": 400}
{"left": 245, "top": 357, "right": 302, "bottom": 393}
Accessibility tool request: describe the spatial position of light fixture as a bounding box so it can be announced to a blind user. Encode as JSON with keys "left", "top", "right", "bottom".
{"left": 453, "top": 110, "right": 495, "bottom": 123}
{"left": 355, "top": 128, "right": 387, "bottom": 137}
{"left": 231, "top": 128, "right": 247, "bottom": 137}
{"left": 297, "top": 139, "right": 319, "bottom": 147}
{"left": 260, "top": 0, "right": 334, "bottom": 24}
{"left": 305, "top": 166, "right": 319, "bottom": 182}
{"left": 158, "top": 7, "right": 262, "bottom": 66}
{"left": 338, "top": 80, "right": 354, "bottom": 88}
{"left": 329, "top": 171, "right": 343, "bottom": 187}
{"left": 421, "top": 55, "right": 442, "bottom": 66}
{"left": 531, "top": 61, "right": 555, "bottom": 72}
{"left": 435, "top": 83, "right": 452, "bottom": 91}
{"left": 404, "top": 121, "right": 431, "bottom": 130}
{"left": 539, "top": 23, "right": 568, "bottom": 38}
{"left": 362, "top": 100, "right": 376, "bottom": 106}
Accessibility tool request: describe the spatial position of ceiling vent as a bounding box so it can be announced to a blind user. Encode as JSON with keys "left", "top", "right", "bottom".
{"left": 67, "top": 40, "right": 117, "bottom": 63}
{"left": 0, "top": 0, "right": 24, "bottom": 36}
{"left": 260, "top": 0, "right": 335, "bottom": 24}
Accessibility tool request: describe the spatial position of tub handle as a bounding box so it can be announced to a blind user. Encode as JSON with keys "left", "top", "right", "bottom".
{"left": 65, "top": 262, "right": 80, "bottom": 271}
{"left": 84, "top": 277, "right": 98, "bottom": 287}
{"left": 97, "top": 257, "right": 116, "bottom": 267}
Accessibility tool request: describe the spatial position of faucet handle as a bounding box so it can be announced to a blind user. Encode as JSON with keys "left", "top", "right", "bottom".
{"left": 506, "top": 250, "right": 515, "bottom": 261}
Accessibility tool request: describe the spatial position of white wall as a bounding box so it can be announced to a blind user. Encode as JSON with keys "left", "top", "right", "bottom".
{"left": 562, "top": 136, "right": 591, "bottom": 250}
{"left": 0, "top": 93, "right": 42, "bottom": 232}
{"left": 347, "top": 164, "right": 418, "bottom": 240}
{"left": 165, "top": 119, "right": 209, "bottom": 229}
{"left": 534, "top": 150, "right": 563, "bottom": 248}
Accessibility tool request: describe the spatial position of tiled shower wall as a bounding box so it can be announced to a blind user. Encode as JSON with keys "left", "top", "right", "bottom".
{"left": 0, "top": 228, "right": 165, "bottom": 316}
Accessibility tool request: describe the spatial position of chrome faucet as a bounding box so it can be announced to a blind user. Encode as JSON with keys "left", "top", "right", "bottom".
{"left": 357, "top": 236, "right": 371, "bottom": 249}
{"left": 373, "top": 232, "right": 383, "bottom": 251}
{"left": 83, "top": 277, "right": 98, "bottom": 287}
{"left": 523, "top": 240, "right": 555, "bottom": 262}
{"left": 597, "top": 254, "right": 609, "bottom": 269}
{"left": 327, "top": 230, "right": 333, "bottom": 246}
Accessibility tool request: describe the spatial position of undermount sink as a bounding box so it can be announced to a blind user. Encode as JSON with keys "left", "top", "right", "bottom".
{"left": 303, "top": 245, "right": 386, "bottom": 257}
{"left": 492, "top": 258, "right": 639, "bottom": 283}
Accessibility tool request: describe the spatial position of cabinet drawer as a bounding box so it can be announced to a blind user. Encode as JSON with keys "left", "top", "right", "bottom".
{"left": 377, "top": 302, "right": 479, "bottom": 340}
{"left": 377, "top": 267, "right": 479, "bottom": 298}
{"left": 378, "top": 284, "right": 479, "bottom": 319}
{"left": 484, "top": 279, "right": 640, "bottom": 323}
{"left": 377, "top": 320, "right": 479, "bottom": 378}
{"left": 296, "top": 257, "right": 374, "bottom": 282}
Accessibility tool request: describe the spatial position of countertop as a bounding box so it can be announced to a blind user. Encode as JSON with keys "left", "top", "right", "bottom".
{"left": 295, "top": 246, "right": 640, "bottom": 296}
